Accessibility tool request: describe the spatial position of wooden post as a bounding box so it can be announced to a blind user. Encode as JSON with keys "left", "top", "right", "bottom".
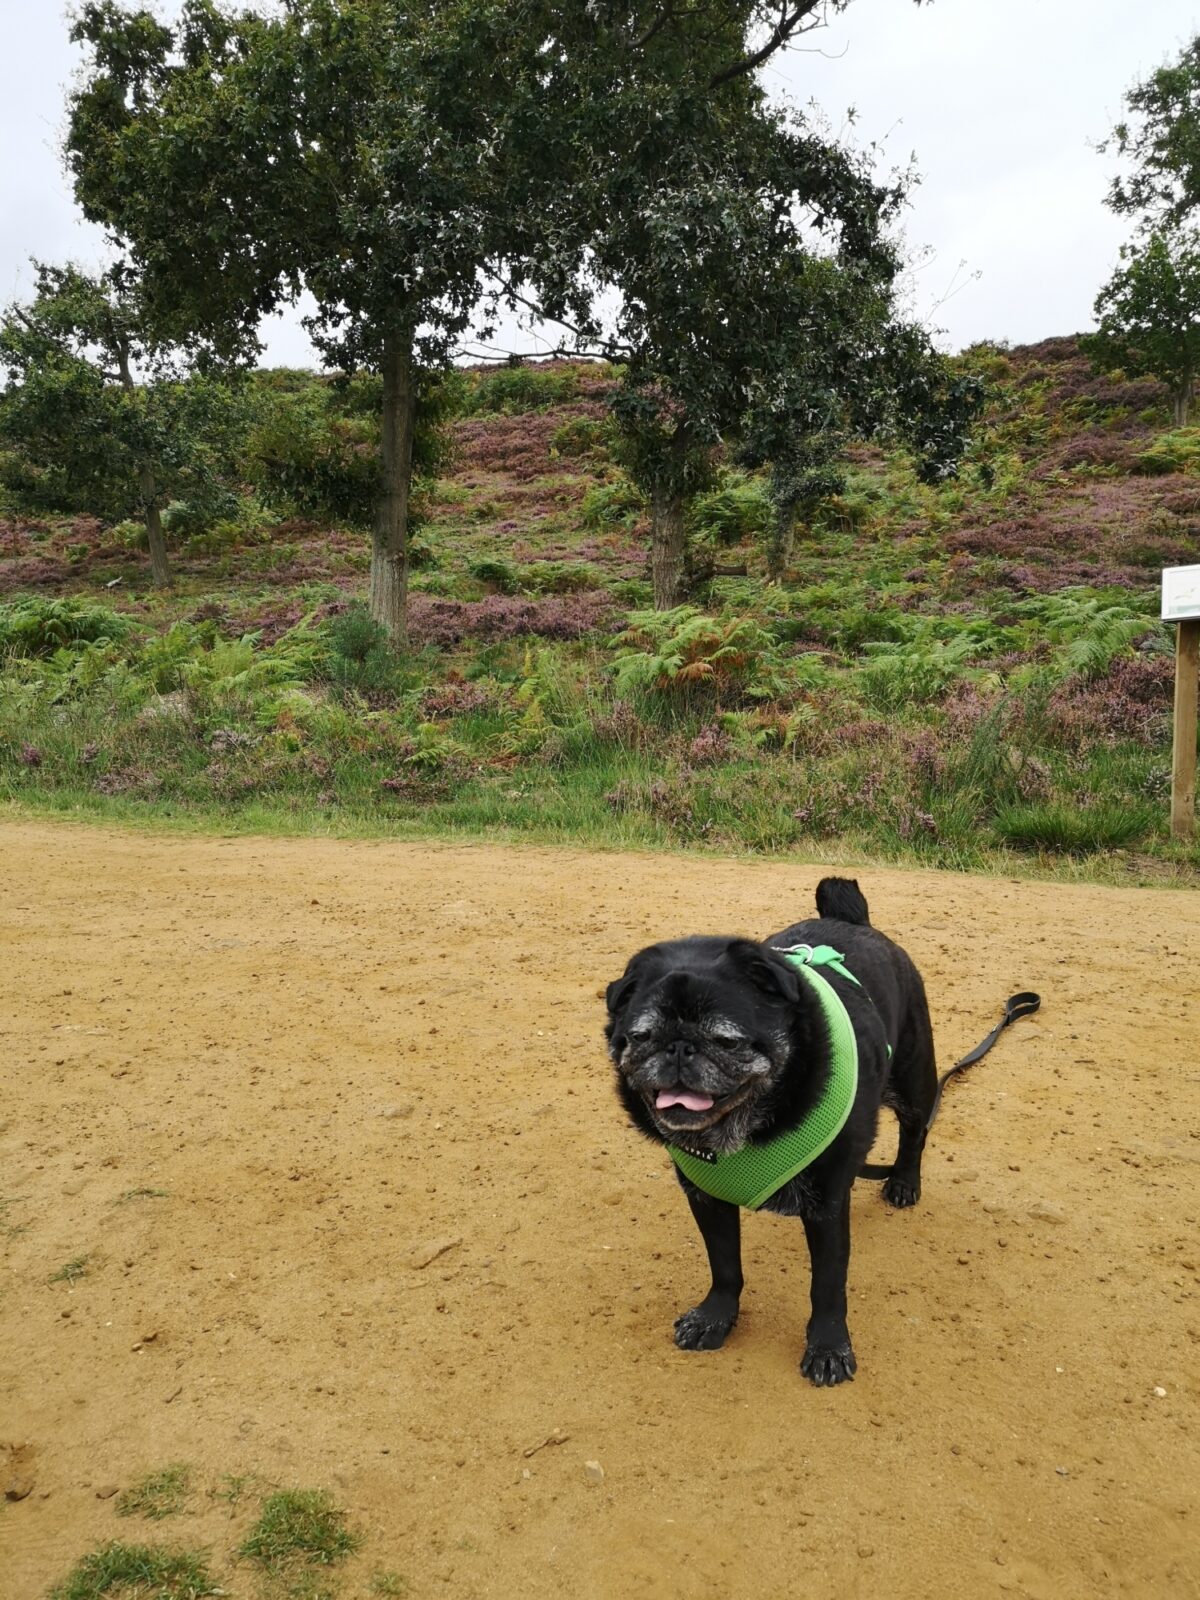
{"left": 1172, "top": 619, "right": 1199, "bottom": 840}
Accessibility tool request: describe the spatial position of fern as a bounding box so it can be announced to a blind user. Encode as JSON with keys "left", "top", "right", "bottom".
{"left": 611, "top": 607, "right": 780, "bottom": 698}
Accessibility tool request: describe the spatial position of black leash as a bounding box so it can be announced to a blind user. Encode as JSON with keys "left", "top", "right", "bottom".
{"left": 860, "top": 991, "right": 1041, "bottom": 1180}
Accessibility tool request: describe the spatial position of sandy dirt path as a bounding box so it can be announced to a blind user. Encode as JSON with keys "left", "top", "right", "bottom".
{"left": 1, "top": 821, "right": 1198, "bottom": 1600}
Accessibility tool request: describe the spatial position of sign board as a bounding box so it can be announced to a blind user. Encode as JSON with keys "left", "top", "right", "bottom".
{"left": 1162, "top": 564, "right": 1200, "bottom": 622}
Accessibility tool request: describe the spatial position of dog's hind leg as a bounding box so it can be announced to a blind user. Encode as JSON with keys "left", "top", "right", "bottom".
{"left": 882, "top": 985, "right": 937, "bottom": 1210}
{"left": 673, "top": 1186, "right": 743, "bottom": 1351}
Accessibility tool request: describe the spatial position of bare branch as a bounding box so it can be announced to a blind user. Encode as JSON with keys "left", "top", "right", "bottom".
{"left": 708, "top": 1, "right": 827, "bottom": 90}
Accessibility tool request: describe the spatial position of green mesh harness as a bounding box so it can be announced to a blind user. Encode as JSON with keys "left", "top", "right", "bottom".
{"left": 666, "top": 945, "right": 862, "bottom": 1210}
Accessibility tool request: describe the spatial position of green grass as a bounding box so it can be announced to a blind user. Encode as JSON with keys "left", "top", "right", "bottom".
{"left": 993, "top": 799, "right": 1159, "bottom": 853}
{"left": 239, "top": 1489, "right": 360, "bottom": 1572}
{"left": 370, "top": 1574, "right": 410, "bottom": 1598}
{"left": 49, "top": 1542, "right": 217, "bottom": 1600}
{"left": 117, "top": 1465, "right": 192, "bottom": 1521}
{"left": 49, "top": 1253, "right": 91, "bottom": 1284}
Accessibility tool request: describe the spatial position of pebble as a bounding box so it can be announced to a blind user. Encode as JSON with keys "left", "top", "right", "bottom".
{"left": 380, "top": 1103, "right": 416, "bottom": 1120}
{"left": 1029, "top": 1202, "right": 1066, "bottom": 1224}
{"left": 4, "top": 1479, "right": 34, "bottom": 1502}
{"left": 583, "top": 1460, "right": 605, "bottom": 1485}
{"left": 1153, "top": 1386, "right": 1167, "bottom": 1398}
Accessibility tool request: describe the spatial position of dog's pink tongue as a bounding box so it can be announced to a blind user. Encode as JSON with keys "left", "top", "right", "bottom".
{"left": 656, "top": 1089, "right": 714, "bottom": 1112}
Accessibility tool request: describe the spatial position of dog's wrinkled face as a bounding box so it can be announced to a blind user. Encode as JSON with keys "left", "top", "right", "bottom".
{"left": 606, "top": 938, "right": 800, "bottom": 1154}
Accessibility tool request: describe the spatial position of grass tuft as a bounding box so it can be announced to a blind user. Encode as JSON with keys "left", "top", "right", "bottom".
{"left": 50, "top": 1253, "right": 91, "bottom": 1284}
{"left": 117, "top": 1465, "right": 192, "bottom": 1520}
{"left": 239, "top": 1488, "right": 360, "bottom": 1571}
{"left": 49, "top": 1541, "right": 217, "bottom": 1600}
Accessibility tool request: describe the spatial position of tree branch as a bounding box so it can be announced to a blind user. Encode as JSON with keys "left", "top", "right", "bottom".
{"left": 708, "top": 1, "right": 827, "bottom": 89}
{"left": 496, "top": 284, "right": 636, "bottom": 359}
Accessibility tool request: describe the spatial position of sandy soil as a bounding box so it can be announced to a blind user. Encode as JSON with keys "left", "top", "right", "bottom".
{"left": 1, "top": 820, "right": 1198, "bottom": 1600}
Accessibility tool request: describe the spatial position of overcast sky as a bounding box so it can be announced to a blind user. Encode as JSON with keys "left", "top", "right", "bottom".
{"left": 1, "top": 0, "right": 1195, "bottom": 367}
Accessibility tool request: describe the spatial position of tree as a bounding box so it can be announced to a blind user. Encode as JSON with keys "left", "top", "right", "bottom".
{"left": 1086, "top": 230, "right": 1200, "bottom": 425}
{"left": 0, "top": 261, "right": 237, "bottom": 585}
{"left": 1106, "top": 37, "right": 1200, "bottom": 228}
{"left": 68, "top": 1, "right": 935, "bottom": 633}
{"left": 518, "top": 105, "right": 975, "bottom": 606}
{"left": 68, "top": 0, "right": 548, "bottom": 637}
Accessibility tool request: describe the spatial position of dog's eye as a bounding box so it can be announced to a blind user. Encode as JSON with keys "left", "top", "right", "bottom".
{"left": 627, "top": 1028, "right": 652, "bottom": 1044}
{"left": 712, "top": 1033, "right": 745, "bottom": 1049}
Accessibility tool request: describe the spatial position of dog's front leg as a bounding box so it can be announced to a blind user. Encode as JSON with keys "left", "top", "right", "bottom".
{"left": 673, "top": 1185, "right": 743, "bottom": 1351}
{"left": 799, "top": 1189, "right": 857, "bottom": 1386}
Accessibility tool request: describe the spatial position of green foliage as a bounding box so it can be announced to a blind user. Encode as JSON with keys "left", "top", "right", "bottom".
{"left": 0, "top": 262, "right": 244, "bottom": 580}
{"left": 611, "top": 606, "right": 781, "bottom": 699}
{"left": 687, "top": 472, "right": 771, "bottom": 548}
{"left": 1017, "top": 592, "right": 1158, "bottom": 679}
{"left": 581, "top": 477, "right": 644, "bottom": 529}
{"left": 858, "top": 632, "right": 983, "bottom": 709}
{"left": 994, "top": 799, "right": 1157, "bottom": 853}
{"left": 0, "top": 597, "right": 131, "bottom": 658}
{"left": 1131, "top": 425, "right": 1200, "bottom": 474}
{"left": 550, "top": 414, "right": 611, "bottom": 458}
{"left": 468, "top": 365, "right": 580, "bottom": 415}
{"left": 239, "top": 1489, "right": 360, "bottom": 1570}
{"left": 520, "top": 561, "right": 602, "bottom": 594}
{"left": 1086, "top": 231, "right": 1200, "bottom": 418}
{"left": 117, "top": 1466, "right": 191, "bottom": 1521}
{"left": 49, "top": 1542, "right": 218, "bottom": 1600}
{"left": 1105, "top": 36, "right": 1200, "bottom": 226}
{"left": 50, "top": 1254, "right": 91, "bottom": 1283}
{"left": 325, "top": 603, "right": 403, "bottom": 699}
{"left": 469, "top": 557, "right": 521, "bottom": 594}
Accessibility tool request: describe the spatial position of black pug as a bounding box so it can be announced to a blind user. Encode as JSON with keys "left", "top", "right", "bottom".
{"left": 605, "top": 877, "right": 936, "bottom": 1386}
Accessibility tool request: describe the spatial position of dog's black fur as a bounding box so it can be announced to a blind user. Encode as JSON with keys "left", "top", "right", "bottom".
{"left": 605, "top": 877, "right": 936, "bottom": 1385}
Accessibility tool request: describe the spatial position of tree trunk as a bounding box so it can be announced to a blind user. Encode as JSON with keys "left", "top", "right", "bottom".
{"left": 140, "top": 473, "right": 170, "bottom": 588}
{"left": 1174, "top": 382, "right": 1192, "bottom": 427}
{"left": 369, "top": 329, "right": 417, "bottom": 643}
{"left": 118, "top": 342, "right": 170, "bottom": 587}
{"left": 766, "top": 505, "right": 795, "bottom": 584}
{"left": 651, "top": 482, "right": 687, "bottom": 610}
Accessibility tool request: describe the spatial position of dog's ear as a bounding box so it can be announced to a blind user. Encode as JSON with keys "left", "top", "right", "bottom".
{"left": 605, "top": 971, "right": 640, "bottom": 1017}
{"left": 728, "top": 940, "right": 802, "bottom": 1003}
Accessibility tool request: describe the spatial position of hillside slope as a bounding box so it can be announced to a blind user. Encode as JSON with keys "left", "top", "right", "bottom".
{"left": 1, "top": 339, "right": 1198, "bottom": 877}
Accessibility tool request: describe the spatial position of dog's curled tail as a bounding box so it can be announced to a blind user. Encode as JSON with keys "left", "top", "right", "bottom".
{"left": 815, "top": 876, "right": 870, "bottom": 926}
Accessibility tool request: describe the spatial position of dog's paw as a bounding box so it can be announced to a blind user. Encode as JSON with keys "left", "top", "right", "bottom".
{"left": 800, "top": 1340, "right": 857, "bottom": 1386}
{"left": 882, "top": 1173, "right": 920, "bottom": 1209}
{"left": 673, "top": 1305, "right": 737, "bottom": 1351}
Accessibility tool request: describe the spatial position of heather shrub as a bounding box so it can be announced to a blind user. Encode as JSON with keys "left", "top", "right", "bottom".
{"left": 408, "top": 592, "right": 615, "bottom": 647}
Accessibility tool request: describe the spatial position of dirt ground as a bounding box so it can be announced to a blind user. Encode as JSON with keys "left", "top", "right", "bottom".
{"left": 1, "top": 820, "right": 1198, "bottom": 1600}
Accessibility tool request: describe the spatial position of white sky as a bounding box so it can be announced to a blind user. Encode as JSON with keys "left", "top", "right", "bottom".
{"left": 1, "top": 0, "right": 1196, "bottom": 367}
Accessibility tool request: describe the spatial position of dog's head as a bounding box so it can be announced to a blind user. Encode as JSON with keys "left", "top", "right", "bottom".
{"left": 605, "top": 937, "right": 804, "bottom": 1154}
